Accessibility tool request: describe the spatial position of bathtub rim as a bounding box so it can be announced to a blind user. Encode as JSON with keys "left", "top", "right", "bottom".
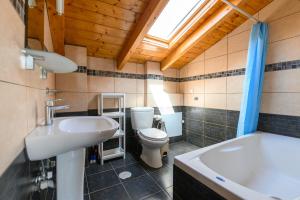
{"left": 174, "top": 131, "right": 279, "bottom": 200}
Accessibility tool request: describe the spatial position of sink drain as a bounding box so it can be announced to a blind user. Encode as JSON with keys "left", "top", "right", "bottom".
{"left": 118, "top": 171, "right": 132, "bottom": 180}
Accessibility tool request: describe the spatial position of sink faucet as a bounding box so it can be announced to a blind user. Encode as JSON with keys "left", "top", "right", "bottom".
{"left": 45, "top": 99, "right": 70, "bottom": 125}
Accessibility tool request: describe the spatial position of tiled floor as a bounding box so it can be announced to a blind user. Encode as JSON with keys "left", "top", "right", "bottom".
{"left": 84, "top": 141, "right": 199, "bottom": 200}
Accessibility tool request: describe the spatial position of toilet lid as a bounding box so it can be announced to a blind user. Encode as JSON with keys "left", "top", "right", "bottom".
{"left": 139, "top": 128, "right": 168, "bottom": 141}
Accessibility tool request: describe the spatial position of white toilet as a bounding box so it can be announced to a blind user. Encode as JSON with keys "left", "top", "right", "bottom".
{"left": 131, "top": 107, "right": 169, "bottom": 168}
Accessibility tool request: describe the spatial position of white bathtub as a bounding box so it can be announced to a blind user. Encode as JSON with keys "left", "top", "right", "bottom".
{"left": 175, "top": 132, "right": 300, "bottom": 200}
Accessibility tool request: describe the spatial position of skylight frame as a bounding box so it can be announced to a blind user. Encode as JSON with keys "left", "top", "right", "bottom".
{"left": 146, "top": 0, "right": 206, "bottom": 41}
{"left": 144, "top": 0, "right": 212, "bottom": 48}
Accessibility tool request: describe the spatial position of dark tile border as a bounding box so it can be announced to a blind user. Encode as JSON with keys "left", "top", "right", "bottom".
{"left": 80, "top": 59, "right": 300, "bottom": 82}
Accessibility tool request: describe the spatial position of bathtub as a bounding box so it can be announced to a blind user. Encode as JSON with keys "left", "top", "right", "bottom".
{"left": 174, "top": 132, "right": 300, "bottom": 200}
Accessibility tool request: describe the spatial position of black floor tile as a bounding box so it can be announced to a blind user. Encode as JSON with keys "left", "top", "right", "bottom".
{"left": 84, "top": 194, "right": 90, "bottom": 200}
{"left": 123, "top": 175, "right": 161, "bottom": 200}
{"left": 90, "top": 184, "right": 130, "bottom": 200}
{"left": 110, "top": 153, "right": 138, "bottom": 169}
{"left": 150, "top": 165, "right": 173, "bottom": 189}
{"left": 142, "top": 190, "right": 171, "bottom": 200}
{"left": 87, "top": 170, "right": 120, "bottom": 193}
{"left": 85, "top": 162, "right": 112, "bottom": 175}
{"left": 115, "top": 163, "right": 146, "bottom": 182}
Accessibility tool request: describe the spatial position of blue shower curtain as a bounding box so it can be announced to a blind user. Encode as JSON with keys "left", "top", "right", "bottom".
{"left": 237, "top": 23, "right": 269, "bottom": 137}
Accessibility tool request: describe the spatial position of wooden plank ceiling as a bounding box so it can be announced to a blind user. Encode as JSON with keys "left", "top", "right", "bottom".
{"left": 28, "top": 0, "right": 273, "bottom": 70}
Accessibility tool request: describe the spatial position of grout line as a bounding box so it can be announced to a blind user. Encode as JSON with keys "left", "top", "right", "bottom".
{"left": 84, "top": 172, "right": 91, "bottom": 200}
{"left": 88, "top": 182, "right": 123, "bottom": 195}
{"left": 110, "top": 161, "right": 133, "bottom": 200}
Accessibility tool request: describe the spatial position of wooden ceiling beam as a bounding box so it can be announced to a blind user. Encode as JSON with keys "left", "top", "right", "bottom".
{"left": 161, "top": 0, "right": 244, "bottom": 71}
{"left": 116, "top": 0, "right": 169, "bottom": 70}
{"left": 46, "top": 0, "right": 65, "bottom": 55}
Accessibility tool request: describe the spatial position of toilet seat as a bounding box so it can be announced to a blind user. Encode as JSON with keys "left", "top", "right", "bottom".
{"left": 139, "top": 128, "right": 168, "bottom": 141}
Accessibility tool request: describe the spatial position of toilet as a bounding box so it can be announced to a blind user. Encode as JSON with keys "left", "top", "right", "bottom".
{"left": 131, "top": 107, "right": 169, "bottom": 168}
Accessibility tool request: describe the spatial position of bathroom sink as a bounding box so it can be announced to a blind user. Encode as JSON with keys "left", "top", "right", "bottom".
{"left": 25, "top": 116, "right": 119, "bottom": 200}
{"left": 26, "top": 116, "right": 119, "bottom": 160}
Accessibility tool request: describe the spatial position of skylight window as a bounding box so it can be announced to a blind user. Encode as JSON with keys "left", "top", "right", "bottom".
{"left": 147, "top": 0, "right": 205, "bottom": 41}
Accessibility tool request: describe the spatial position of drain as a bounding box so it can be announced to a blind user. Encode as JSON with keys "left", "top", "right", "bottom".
{"left": 118, "top": 171, "right": 132, "bottom": 180}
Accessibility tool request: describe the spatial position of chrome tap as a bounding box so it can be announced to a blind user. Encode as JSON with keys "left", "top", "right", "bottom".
{"left": 45, "top": 99, "right": 70, "bottom": 125}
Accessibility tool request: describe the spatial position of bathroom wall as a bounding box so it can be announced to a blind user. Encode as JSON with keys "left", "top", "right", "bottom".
{"left": 56, "top": 45, "right": 183, "bottom": 113}
{"left": 180, "top": 0, "right": 300, "bottom": 146}
{"left": 0, "top": 0, "right": 55, "bottom": 198}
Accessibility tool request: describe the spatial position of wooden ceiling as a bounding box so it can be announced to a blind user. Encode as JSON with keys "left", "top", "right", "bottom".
{"left": 27, "top": 0, "right": 273, "bottom": 70}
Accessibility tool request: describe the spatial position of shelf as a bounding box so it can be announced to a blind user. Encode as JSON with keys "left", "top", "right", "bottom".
{"left": 111, "top": 130, "right": 125, "bottom": 139}
{"left": 101, "top": 93, "right": 125, "bottom": 98}
{"left": 102, "top": 147, "right": 125, "bottom": 160}
{"left": 102, "top": 112, "right": 125, "bottom": 118}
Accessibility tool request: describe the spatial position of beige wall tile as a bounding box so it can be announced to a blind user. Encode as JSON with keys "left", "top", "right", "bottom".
{"left": 204, "top": 55, "right": 227, "bottom": 74}
{"left": 56, "top": 73, "right": 87, "bottom": 92}
{"left": 192, "top": 94, "right": 205, "bottom": 107}
{"left": 169, "top": 94, "right": 183, "bottom": 106}
{"left": 145, "top": 61, "right": 162, "bottom": 75}
{"left": 227, "top": 93, "right": 242, "bottom": 111}
{"left": 179, "top": 66, "right": 188, "bottom": 78}
{"left": 65, "top": 45, "right": 87, "bottom": 66}
{"left": 263, "top": 69, "right": 300, "bottom": 93}
{"left": 266, "top": 36, "right": 300, "bottom": 64}
{"left": 188, "top": 61, "right": 204, "bottom": 76}
{"left": 190, "top": 53, "right": 204, "bottom": 63}
{"left": 259, "top": 0, "right": 300, "bottom": 22}
{"left": 163, "top": 68, "right": 178, "bottom": 77}
{"left": 87, "top": 57, "right": 115, "bottom": 71}
{"left": 163, "top": 81, "right": 178, "bottom": 93}
{"left": 204, "top": 94, "right": 227, "bottom": 109}
{"left": 146, "top": 79, "right": 163, "bottom": 94}
{"left": 228, "top": 30, "right": 250, "bottom": 53}
{"left": 137, "top": 79, "right": 145, "bottom": 94}
{"left": 260, "top": 93, "right": 300, "bottom": 116}
{"left": 126, "top": 93, "right": 137, "bottom": 108}
{"left": 27, "top": 88, "right": 47, "bottom": 131}
{"left": 87, "top": 93, "right": 98, "bottom": 110}
{"left": 227, "top": 76, "right": 244, "bottom": 93}
{"left": 205, "top": 78, "right": 227, "bottom": 94}
{"left": 228, "top": 50, "right": 248, "bottom": 70}
{"left": 137, "top": 94, "right": 145, "bottom": 107}
{"left": 205, "top": 38, "right": 227, "bottom": 59}
{"left": 269, "top": 13, "right": 300, "bottom": 43}
{"left": 0, "top": 1, "right": 26, "bottom": 85}
{"left": 136, "top": 63, "right": 145, "bottom": 74}
{"left": 115, "top": 78, "right": 137, "bottom": 93}
{"left": 184, "top": 94, "right": 193, "bottom": 107}
{"left": 88, "top": 76, "right": 114, "bottom": 93}
{"left": 56, "top": 92, "right": 88, "bottom": 112}
{"left": 119, "top": 62, "right": 137, "bottom": 74}
{"left": 0, "top": 82, "right": 27, "bottom": 175}
{"left": 183, "top": 81, "right": 194, "bottom": 94}
{"left": 191, "top": 80, "right": 204, "bottom": 94}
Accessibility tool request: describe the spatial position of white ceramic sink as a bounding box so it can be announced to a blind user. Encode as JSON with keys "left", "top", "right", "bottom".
{"left": 25, "top": 116, "right": 119, "bottom": 200}
{"left": 26, "top": 116, "right": 119, "bottom": 160}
